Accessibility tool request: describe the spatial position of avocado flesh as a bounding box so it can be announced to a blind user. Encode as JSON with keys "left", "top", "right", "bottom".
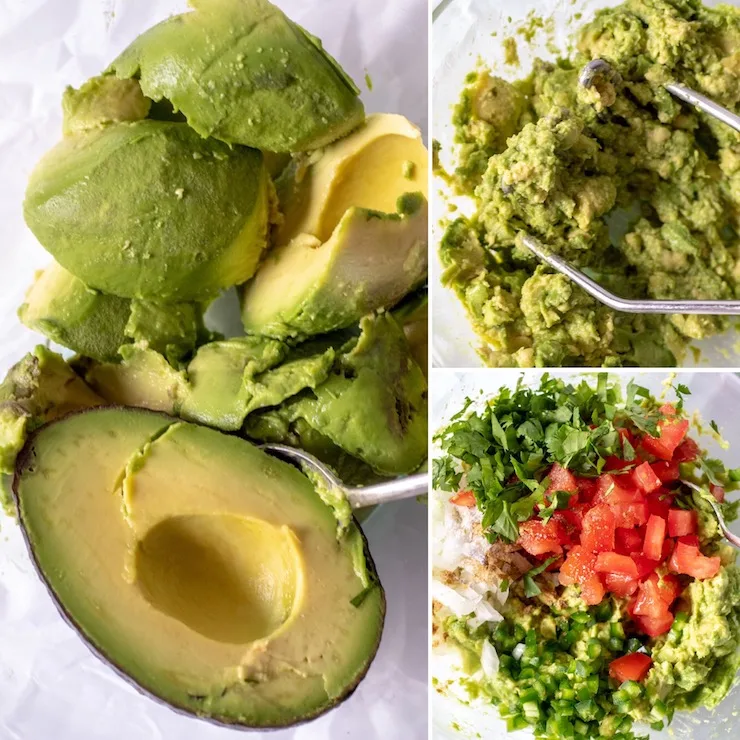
{"left": 245, "top": 314, "right": 428, "bottom": 476}
{"left": 84, "top": 337, "right": 336, "bottom": 433}
{"left": 275, "top": 113, "right": 429, "bottom": 246}
{"left": 14, "top": 407, "right": 384, "bottom": 727}
{"left": 62, "top": 75, "right": 151, "bottom": 135}
{"left": 240, "top": 113, "right": 429, "bottom": 340}
{"left": 240, "top": 198, "right": 428, "bottom": 340}
{"left": 108, "top": 0, "right": 364, "bottom": 153}
{"left": 19, "top": 262, "right": 206, "bottom": 363}
{"left": 0, "top": 347, "right": 103, "bottom": 512}
{"left": 24, "top": 120, "right": 270, "bottom": 302}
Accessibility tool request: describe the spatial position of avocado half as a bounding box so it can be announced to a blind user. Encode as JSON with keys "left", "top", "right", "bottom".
{"left": 24, "top": 120, "right": 270, "bottom": 302}
{"left": 13, "top": 406, "right": 385, "bottom": 729}
{"left": 108, "top": 0, "right": 364, "bottom": 153}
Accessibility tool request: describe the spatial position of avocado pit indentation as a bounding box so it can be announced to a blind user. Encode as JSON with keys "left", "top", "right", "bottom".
{"left": 134, "top": 513, "right": 300, "bottom": 645}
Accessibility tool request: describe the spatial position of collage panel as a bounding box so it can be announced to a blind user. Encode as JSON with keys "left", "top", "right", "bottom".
{"left": 432, "top": 0, "right": 740, "bottom": 369}
{"left": 431, "top": 369, "right": 740, "bottom": 739}
{"left": 0, "top": 1, "right": 428, "bottom": 738}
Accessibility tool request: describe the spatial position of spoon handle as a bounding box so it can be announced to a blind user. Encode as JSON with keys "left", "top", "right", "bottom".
{"left": 347, "top": 473, "right": 428, "bottom": 509}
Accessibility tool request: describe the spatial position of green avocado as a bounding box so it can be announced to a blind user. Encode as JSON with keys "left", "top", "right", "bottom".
{"left": 0, "top": 346, "right": 103, "bottom": 512}
{"left": 18, "top": 262, "right": 206, "bottom": 363}
{"left": 246, "top": 313, "right": 428, "bottom": 476}
{"left": 62, "top": 75, "right": 151, "bottom": 135}
{"left": 83, "top": 336, "right": 336, "bottom": 434}
{"left": 108, "top": 0, "right": 364, "bottom": 153}
{"left": 240, "top": 196, "right": 428, "bottom": 340}
{"left": 24, "top": 120, "right": 270, "bottom": 302}
{"left": 13, "top": 406, "right": 384, "bottom": 727}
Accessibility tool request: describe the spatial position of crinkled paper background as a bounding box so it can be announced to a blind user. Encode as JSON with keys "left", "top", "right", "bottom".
{"left": 0, "top": 1, "right": 429, "bottom": 738}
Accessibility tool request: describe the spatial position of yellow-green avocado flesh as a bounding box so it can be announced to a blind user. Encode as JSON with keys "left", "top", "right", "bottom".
{"left": 14, "top": 407, "right": 384, "bottom": 728}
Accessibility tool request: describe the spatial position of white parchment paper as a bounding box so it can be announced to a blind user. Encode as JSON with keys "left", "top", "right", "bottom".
{"left": 0, "top": 1, "right": 429, "bottom": 738}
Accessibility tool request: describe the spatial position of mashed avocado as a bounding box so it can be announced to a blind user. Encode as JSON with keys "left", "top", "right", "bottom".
{"left": 440, "top": 0, "right": 740, "bottom": 367}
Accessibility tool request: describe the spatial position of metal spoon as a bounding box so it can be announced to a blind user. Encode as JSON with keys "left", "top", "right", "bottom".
{"left": 521, "top": 234, "right": 740, "bottom": 315}
{"left": 681, "top": 479, "right": 740, "bottom": 548}
{"left": 517, "top": 60, "right": 740, "bottom": 314}
{"left": 580, "top": 58, "right": 740, "bottom": 134}
{"left": 261, "top": 443, "right": 428, "bottom": 509}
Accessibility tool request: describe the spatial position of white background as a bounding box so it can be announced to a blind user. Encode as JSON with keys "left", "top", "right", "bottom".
{"left": 0, "top": 1, "right": 429, "bottom": 738}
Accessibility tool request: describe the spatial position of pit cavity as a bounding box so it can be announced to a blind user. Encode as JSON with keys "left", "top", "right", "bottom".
{"left": 134, "top": 514, "right": 301, "bottom": 644}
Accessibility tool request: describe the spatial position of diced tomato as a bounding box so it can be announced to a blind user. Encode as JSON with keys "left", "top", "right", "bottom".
{"left": 710, "top": 485, "right": 726, "bottom": 503}
{"left": 633, "top": 462, "right": 662, "bottom": 494}
{"left": 662, "top": 537, "right": 675, "bottom": 562}
{"left": 656, "top": 573, "right": 682, "bottom": 606}
{"left": 678, "top": 534, "right": 700, "bottom": 547}
{"left": 643, "top": 515, "right": 666, "bottom": 561}
{"left": 605, "top": 572, "right": 639, "bottom": 597}
{"left": 673, "top": 438, "right": 700, "bottom": 463}
{"left": 615, "top": 527, "right": 644, "bottom": 556}
{"left": 595, "top": 551, "right": 639, "bottom": 578}
{"left": 671, "top": 542, "right": 721, "bottom": 580}
{"left": 581, "top": 573, "right": 606, "bottom": 605}
{"left": 558, "top": 546, "right": 605, "bottom": 605}
{"left": 650, "top": 461, "right": 680, "bottom": 483}
{"left": 641, "top": 416, "right": 690, "bottom": 461}
{"left": 450, "top": 490, "right": 476, "bottom": 507}
{"left": 646, "top": 489, "right": 673, "bottom": 519}
{"left": 545, "top": 463, "right": 579, "bottom": 500}
{"left": 634, "top": 611, "right": 674, "bottom": 637}
{"left": 575, "top": 477, "right": 598, "bottom": 504}
{"left": 667, "top": 508, "right": 698, "bottom": 538}
{"left": 634, "top": 574, "right": 670, "bottom": 618}
{"left": 609, "top": 653, "right": 653, "bottom": 683}
{"left": 611, "top": 500, "right": 649, "bottom": 529}
{"left": 595, "top": 474, "right": 642, "bottom": 506}
{"left": 659, "top": 403, "right": 677, "bottom": 416}
{"left": 551, "top": 510, "right": 582, "bottom": 546}
{"left": 631, "top": 553, "right": 659, "bottom": 581}
{"left": 604, "top": 456, "right": 631, "bottom": 472}
{"left": 581, "top": 504, "right": 616, "bottom": 553}
{"left": 518, "top": 519, "right": 564, "bottom": 557}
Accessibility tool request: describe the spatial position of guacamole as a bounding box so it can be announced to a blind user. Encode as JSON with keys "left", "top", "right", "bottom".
{"left": 432, "top": 375, "right": 740, "bottom": 739}
{"left": 439, "top": 0, "right": 740, "bottom": 367}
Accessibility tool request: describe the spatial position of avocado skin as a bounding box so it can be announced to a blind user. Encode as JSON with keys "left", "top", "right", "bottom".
{"left": 109, "top": 0, "right": 364, "bottom": 153}
{"left": 12, "top": 406, "right": 385, "bottom": 729}
{"left": 24, "top": 120, "right": 269, "bottom": 302}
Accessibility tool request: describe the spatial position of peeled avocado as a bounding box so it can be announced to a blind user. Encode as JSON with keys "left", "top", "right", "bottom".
{"left": 14, "top": 407, "right": 384, "bottom": 727}
{"left": 24, "top": 120, "right": 270, "bottom": 302}
{"left": 0, "top": 347, "right": 103, "bottom": 512}
{"left": 19, "top": 262, "right": 206, "bottom": 362}
{"left": 240, "top": 113, "right": 428, "bottom": 339}
{"left": 109, "top": 0, "right": 364, "bottom": 153}
{"left": 246, "top": 314, "right": 428, "bottom": 475}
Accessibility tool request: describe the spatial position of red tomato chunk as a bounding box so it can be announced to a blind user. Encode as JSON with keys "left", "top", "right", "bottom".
{"left": 667, "top": 508, "right": 698, "bottom": 538}
{"left": 609, "top": 653, "right": 653, "bottom": 683}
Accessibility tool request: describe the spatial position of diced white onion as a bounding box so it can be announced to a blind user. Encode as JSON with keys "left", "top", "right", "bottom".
{"left": 480, "top": 639, "right": 499, "bottom": 678}
{"left": 512, "top": 642, "right": 526, "bottom": 661}
{"left": 432, "top": 580, "right": 482, "bottom": 617}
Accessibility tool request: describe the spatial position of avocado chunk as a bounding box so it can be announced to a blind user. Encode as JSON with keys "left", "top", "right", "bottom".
{"left": 240, "top": 196, "right": 428, "bottom": 340}
{"left": 246, "top": 313, "right": 427, "bottom": 475}
{"left": 83, "top": 337, "right": 337, "bottom": 433}
{"left": 108, "top": 0, "right": 364, "bottom": 153}
{"left": 391, "top": 289, "right": 428, "bottom": 378}
{"left": 0, "top": 347, "right": 103, "bottom": 512}
{"left": 275, "top": 113, "right": 428, "bottom": 246}
{"left": 24, "top": 120, "right": 270, "bottom": 302}
{"left": 62, "top": 75, "right": 151, "bottom": 135}
{"left": 81, "top": 345, "right": 188, "bottom": 415}
{"left": 19, "top": 262, "right": 206, "bottom": 362}
{"left": 14, "top": 407, "right": 384, "bottom": 727}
